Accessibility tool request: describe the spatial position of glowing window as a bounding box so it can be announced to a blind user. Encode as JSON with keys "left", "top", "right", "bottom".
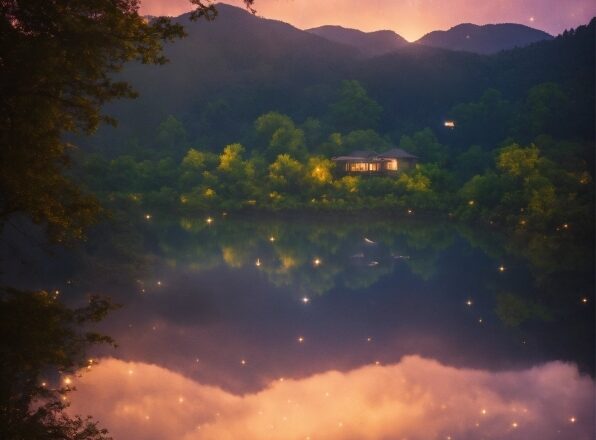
{"left": 386, "top": 160, "right": 398, "bottom": 171}
{"left": 349, "top": 162, "right": 368, "bottom": 172}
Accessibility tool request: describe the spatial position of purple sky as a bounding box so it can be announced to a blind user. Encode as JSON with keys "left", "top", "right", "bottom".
{"left": 140, "top": 0, "right": 596, "bottom": 40}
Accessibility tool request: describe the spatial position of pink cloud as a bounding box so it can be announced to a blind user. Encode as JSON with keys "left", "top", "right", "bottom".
{"left": 68, "top": 356, "right": 594, "bottom": 439}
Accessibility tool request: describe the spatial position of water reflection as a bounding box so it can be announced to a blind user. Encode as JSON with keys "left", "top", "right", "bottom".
{"left": 3, "top": 216, "right": 594, "bottom": 439}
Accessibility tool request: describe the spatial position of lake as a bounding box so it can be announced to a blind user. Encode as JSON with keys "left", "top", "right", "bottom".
{"left": 4, "top": 215, "right": 594, "bottom": 439}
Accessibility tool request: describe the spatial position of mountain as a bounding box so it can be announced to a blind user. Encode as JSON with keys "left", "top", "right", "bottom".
{"left": 92, "top": 4, "right": 593, "bottom": 153}
{"left": 416, "top": 23, "right": 553, "bottom": 54}
{"left": 306, "top": 25, "right": 408, "bottom": 57}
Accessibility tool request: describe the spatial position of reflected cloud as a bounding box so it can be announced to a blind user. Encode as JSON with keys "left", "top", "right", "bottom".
{"left": 69, "top": 356, "right": 594, "bottom": 440}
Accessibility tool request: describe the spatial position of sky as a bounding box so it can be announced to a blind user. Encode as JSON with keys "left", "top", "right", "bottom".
{"left": 139, "top": 0, "right": 596, "bottom": 41}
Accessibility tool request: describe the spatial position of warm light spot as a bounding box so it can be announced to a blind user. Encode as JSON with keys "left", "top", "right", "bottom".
{"left": 269, "top": 236, "right": 276, "bottom": 242}
{"left": 301, "top": 296, "right": 310, "bottom": 304}
{"left": 145, "top": 214, "right": 152, "bottom": 220}
{"left": 466, "top": 299, "right": 473, "bottom": 306}
{"left": 499, "top": 265, "right": 506, "bottom": 272}
{"left": 478, "top": 318, "right": 483, "bottom": 323}
{"left": 241, "top": 359, "right": 247, "bottom": 366}
{"left": 570, "top": 416, "right": 577, "bottom": 423}
{"left": 468, "top": 200, "right": 475, "bottom": 206}
{"left": 313, "top": 258, "right": 321, "bottom": 267}
{"left": 178, "top": 396, "right": 185, "bottom": 403}
{"left": 41, "top": 382, "right": 47, "bottom": 387}
{"left": 297, "top": 336, "right": 305, "bottom": 343}
{"left": 563, "top": 223, "right": 569, "bottom": 229}
{"left": 581, "top": 297, "right": 588, "bottom": 304}
{"left": 367, "top": 337, "right": 372, "bottom": 342}
{"left": 206, "top": 217, "right": 213, "bottom": 225}
{"left": 128, "top": 369, "right": 134, "bottom": 375}
{"left": 63, "top": 377, "right": 72, "bottom": 385}
{"left": 407, "top": 209, "right": 413, "bottom": 214}
{"left": 255, "top": 258, "right": 261, "bottom": 267}
{"left": 156, "top": 280, "right": 162, "bottom": 286}
{"left": 444, "top": 120, "right": 456, "bottom": 128}
{"left": 529, "top": 16, "right": 535, "bottom": 22}
{"left": 374, "top": 361, "right": 380, "bottom": 365}
{"left": 512, "top": 422, "right": 518, "bottom": 428}
{"left": 481, "top": 408, "right": 487, "bottom": 415}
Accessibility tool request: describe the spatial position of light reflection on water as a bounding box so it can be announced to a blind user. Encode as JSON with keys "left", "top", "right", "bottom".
{"left": 5, "top": 216, "right": 595, "bottom": 439}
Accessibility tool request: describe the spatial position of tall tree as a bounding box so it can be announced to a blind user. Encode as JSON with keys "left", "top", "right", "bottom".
{"left": 0, "top": 0, "right": 254, "bottom": 242}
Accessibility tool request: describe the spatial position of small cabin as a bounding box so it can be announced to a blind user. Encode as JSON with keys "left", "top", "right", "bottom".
{"left": 332, "top": 149, "right": 418, "bottom": 176}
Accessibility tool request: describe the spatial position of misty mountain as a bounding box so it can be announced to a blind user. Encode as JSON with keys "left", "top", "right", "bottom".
{"left": 416, "top": 23, "right": 553, "bottom": 54}
{"left": 306, "top": 25, "right": 408, "bottom": 57}
{"left": 94, "top": 4, "right": 593, "bottom": 152}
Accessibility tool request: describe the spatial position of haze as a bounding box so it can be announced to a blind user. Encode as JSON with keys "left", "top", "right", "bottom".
{"left": 140, "top": 0, "right": 596, "bottom": 41}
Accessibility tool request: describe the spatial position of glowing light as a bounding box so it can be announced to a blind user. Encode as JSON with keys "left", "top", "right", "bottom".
{"left": 468, "top": 200, "right": 475, "bottom": 206}
{"left": 570, "top": 416, "right": 577, "bottom": 423}
{"left": 407, "top": 209, "right": 413, "bottom": 214}
{"left": 156, "top": 280, "right": 162, "bottom": 286}
{"left": 145, "top": 214, "right": 152, "bottom": 220}
{"left": 478, "top": 318, "right": 483, "bottom": 323}
{"left": 511, "top": 422, "right": 518, "bottom": 428}
{"left": 54, "top": 289, "right": 60, "bottom": 295}
{"left": 481, "top": 409, "right": 487, "bottom": 415}
{"left": 269, "top": 236, "right": 276, "bottom": 242}
{"left": 240, "top": 359, "right": 247, "bottom": 365}
{"left": 297, "top": 336, "right": 304, "bottom": 343}
{"left": 374, "top": 361, "right": 380, "bottom": 365}
{"left": 206, "top": 217, "right": 213, "bottom": 225}
{"left": 301, "top": 296, "right": 310, "bottom": 304}
{"left": 313, "top": 258, "right": 321, "bottom": 267}
{"left": 499, "top": 265, "right": 506, "bottom": 272}
{"left": 563, "top": 223, "right": 569, "bottom": 229}
{"left": 444, "top": 120, "right": 456, "bottom": 128}
{"left": 41, "top": 382, "right": 47, "bottom": 387}
{"left": 178, "top": 396, "right": 185, "bottom": 403}
{"left": 529, "top": 16, "right": 535, "bottom": 22}
{"left": 255, "top": 258, "right": 261, "bottom": 267}
{"left": 63, "top": 377, "right": 72, "bottom": 385}
{"left": 466, "top": 299, "right": 473, "bottom": 306}
{"left": 367, "top": 337, "right": 372, "bottom": 342}
{"left": 581, "top": 297, "right": 588, "bottom": 303}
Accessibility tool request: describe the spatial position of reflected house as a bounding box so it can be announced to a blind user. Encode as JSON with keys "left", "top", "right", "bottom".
{"left": 332, "top": 149, "right": 418, "bottom": 176}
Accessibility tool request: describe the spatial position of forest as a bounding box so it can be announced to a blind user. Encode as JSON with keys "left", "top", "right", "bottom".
{"left": 78, "top": 19, "right": 595, "bottom": 244}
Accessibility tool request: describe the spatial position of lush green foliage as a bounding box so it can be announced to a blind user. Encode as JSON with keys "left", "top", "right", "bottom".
{"left": 0, "top": 289, "right": 118, "bottom": 439}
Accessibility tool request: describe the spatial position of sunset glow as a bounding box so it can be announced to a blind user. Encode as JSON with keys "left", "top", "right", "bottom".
{"left": 139, "top": 0, "right": 596, "bottom": 40}
{"left": 68, "top": 357, "right": 595, "bottom": 440}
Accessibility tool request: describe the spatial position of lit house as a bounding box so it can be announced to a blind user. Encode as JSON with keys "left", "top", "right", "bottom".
{"left": 332, "top": 149, "right": 418, "bottom": 176}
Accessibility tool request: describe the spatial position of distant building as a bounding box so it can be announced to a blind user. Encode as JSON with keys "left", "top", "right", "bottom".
{"left": 332, "top": 149, "right": 418, "bottom": 176}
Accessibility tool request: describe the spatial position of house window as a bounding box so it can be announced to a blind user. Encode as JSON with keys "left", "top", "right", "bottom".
{"left": 386, "top": 160, "right": 398, "bottom": 171}
{"left": 349, "top": 162, "right": 369, "bottom": 172}
{"left": 369, "top": 163, "right": 380, "bottom": 172}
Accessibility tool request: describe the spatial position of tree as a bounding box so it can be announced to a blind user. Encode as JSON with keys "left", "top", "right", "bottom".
{"left": 328, "top": 80, "right": 382, "bottom": 131}
{"left": 0, "top": 0, "right": 254, "bottom": 242}
{"left": 254, "top": 112, "right": 307, "bottom": 161}
{"left": 0, "top": 288, "right": 118, "bottom": 439}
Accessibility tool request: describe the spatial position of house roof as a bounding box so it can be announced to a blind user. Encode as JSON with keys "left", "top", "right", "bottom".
{"left": 378, "top": 148, "right": 418, "bottom": 159}
{"left": 349, "top": 150, "right": 378, "bottom": 158}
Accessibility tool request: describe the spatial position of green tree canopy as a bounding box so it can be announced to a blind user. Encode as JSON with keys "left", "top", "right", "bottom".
{"left": 328, "top": 80, "right": 382, "bottom": 131}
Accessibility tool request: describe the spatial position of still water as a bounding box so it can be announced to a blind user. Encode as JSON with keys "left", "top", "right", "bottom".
{"left": 6, "top": 216, "right": 595, "bottom": 439}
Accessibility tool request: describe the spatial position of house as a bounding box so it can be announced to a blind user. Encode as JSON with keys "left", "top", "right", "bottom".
{"left": 332, "top": 149, "right": 418, "bottom": 176}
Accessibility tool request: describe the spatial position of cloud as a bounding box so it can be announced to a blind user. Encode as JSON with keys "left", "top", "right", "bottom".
{"left": 68, "top": 356, "right": 594, "bottom": 440}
